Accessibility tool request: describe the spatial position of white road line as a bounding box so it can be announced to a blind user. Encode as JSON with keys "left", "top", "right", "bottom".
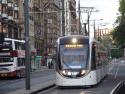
{"left": 114, "top": 64, "right": 120, "bottom": 79}
{"left": 108, "top": 63, "right": 115, "bottom": 74}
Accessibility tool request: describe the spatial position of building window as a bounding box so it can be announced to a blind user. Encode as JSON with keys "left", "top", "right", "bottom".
{"left": 47, "top": 19, "right": 52, "bottom": 24}
{"left": 29, "top": 15, "right": 33, "bottom": 21}
{"left": 14, "top": 12, "right": 18, "bottom": 19}
{"left": 0, "top": 4, "right": 2, "bottom": 12}
{"left": 2, "top": 6, "right": 7, "bottom": 14}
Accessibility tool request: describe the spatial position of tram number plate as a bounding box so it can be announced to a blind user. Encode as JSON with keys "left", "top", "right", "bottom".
{"left": 72, "top": 72, "right": 78, "bottom": 75}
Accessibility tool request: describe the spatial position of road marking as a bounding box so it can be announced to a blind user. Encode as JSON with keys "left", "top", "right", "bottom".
{"left": 80, "top": 90, "right": 93, "bottom": 94}
{"left": 108, "top": 63, "right": 115, "bottom": 74}
{"left": 114, "top": 64, "right": 119, "bottom": 79}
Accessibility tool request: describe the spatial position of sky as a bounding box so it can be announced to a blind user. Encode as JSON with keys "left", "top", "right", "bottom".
{"left": 76, "top": 0, "right": 119, "bottom": 27}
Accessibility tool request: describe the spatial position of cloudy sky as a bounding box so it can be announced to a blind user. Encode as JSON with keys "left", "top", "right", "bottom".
{"left": 76, "top": 0, "right": 119, "bottom": 25}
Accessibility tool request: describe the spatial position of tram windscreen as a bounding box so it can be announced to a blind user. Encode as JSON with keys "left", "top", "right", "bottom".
{"left": 60, "top": 44, "right": 88, "bottom": 69}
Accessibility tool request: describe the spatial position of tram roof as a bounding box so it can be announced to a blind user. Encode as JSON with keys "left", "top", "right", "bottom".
{"left": 58, "top": 35, "right": 90, "bottom": 44}
{"left": 58, "top": 35, "right": 89, "bottom": 40}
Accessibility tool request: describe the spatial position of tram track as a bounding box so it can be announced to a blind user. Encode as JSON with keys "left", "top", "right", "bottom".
{"left": 31, "top": 84, "right": 56, "bottom": 94}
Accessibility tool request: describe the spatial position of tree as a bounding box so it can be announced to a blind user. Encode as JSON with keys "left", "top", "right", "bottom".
{"left": 100, "top": 34, "right": 113, "bottom": 52}
{"left": 111, "top": 24, "right": 125, "bottom": 46}
{"left": 119, "top": 0, "right": 125, "bottom": 16}
{"left": 111, "top": 0, "right": 125, "bottom": 47}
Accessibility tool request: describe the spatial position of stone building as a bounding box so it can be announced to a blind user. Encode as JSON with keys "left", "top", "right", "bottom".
{"left": 64, "top": 0, "right": 77, "bottom": 35}
{"left": 18, "top": 0, "right": 62, "bottom": 60}
{"left": 39, "top": 0, "right": 62, "bottom": 59}
{"left": 0, "top": 0, "right": 21, "bottom": 39}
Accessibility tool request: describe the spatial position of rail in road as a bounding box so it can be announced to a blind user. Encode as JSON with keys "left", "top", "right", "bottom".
{"left": 36, "top": 61, "right": 125, "bottom": 94}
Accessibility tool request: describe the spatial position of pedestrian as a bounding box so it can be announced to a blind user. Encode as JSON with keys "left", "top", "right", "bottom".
{"left": 48, "top": 61, "right": 51, "bottom": 69}
{"left": 50, "top": 61, "right": 53, "bottom": 69}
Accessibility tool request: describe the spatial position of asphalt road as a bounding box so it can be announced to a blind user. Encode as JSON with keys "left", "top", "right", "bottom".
{"left": 0, "top": 69, "right": 55, "bottom": 94}
{"left": 38, "top": 61, "right": 125, "bottom": 94}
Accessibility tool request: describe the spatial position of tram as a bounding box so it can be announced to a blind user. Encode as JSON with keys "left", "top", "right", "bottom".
{"left": 55, "top": 35, "right": 109, "bottom": 86}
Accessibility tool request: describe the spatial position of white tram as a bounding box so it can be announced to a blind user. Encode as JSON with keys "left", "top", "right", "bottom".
{"left": 55, "top": 35, "right": 109, "bottom": 86}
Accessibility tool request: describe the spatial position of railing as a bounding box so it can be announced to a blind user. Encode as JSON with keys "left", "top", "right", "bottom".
{"left": 111, "top": 80, "right": 125, "bottom": 94}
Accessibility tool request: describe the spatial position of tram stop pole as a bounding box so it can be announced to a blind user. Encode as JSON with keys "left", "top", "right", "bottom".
{"left": 24, "top": 0, "right": 31, "bottom": 90}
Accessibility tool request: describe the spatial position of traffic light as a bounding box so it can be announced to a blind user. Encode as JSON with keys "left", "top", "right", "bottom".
{"left": 0, "top": 32, "right": 5, "bottom": 44}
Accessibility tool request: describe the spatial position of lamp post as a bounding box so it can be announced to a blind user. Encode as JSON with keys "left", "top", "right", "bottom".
{"left": 24, "top": 0, "right": 31, "bottom": 90}
{"left": 78, "top": 0, "right": 81, "bottom": 34}
{"left": 61, "top": 0, "right": 65, "bottom": 36}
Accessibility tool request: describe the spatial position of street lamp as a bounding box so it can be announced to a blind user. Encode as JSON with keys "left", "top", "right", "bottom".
{"left": 78, "top": 0, "right": 81, "bottom": 34}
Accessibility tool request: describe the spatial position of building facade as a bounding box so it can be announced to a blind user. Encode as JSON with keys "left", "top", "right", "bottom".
{"left": 31, "top": 0, "right": 44, "bottom": 56}
{"left": 0, "top": 0, "right": 21, "bottom": 39}
{"left": 24, "top": 0, "right": 62, "bottom": 61}
{"left": 0, "top": 0, "right": 77, "bottom": 66}
{"left": 64, "top": 0, "right": 77, "bottom": 35}
{"left": 41, "top": 0, "right": 61, "bottom": 59}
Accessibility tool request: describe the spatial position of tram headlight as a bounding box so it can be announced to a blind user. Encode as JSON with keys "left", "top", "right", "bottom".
{"left": 67, "top": 71, "right": 71, "bottom": 75}
{"left": 81, "top": 70, "right": 86, "bottom": 75}
{"left": 62, "top": 70, "right": 67, "bottom": 75}
{"left": 61, "top": 70, "right": 71, "bottom": 76}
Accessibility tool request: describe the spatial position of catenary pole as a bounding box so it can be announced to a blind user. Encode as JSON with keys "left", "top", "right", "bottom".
{"left": 78, "top": 0, "right": 81, "bottom": 34}
{"left": 24, "top": 0, "right": 31, "bottom": 90}
{"left": 62, "top": 0, "right": 65, "bottom": 36}
{"left": 93, "top": 20, "right": 96, "bottom": 39}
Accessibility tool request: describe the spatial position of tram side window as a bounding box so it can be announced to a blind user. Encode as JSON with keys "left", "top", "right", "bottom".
{"left": 17, "top": 58, "right": 25, "bottom": 66}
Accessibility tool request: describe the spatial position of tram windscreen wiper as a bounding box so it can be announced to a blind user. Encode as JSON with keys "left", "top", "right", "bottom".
{"left": 62, "top": 60, "right": 73, "bottom": 70}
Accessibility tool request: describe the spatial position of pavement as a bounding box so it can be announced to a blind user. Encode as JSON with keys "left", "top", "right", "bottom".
{"left": 7, "top": 66, "right": 55, "bottom": 94}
